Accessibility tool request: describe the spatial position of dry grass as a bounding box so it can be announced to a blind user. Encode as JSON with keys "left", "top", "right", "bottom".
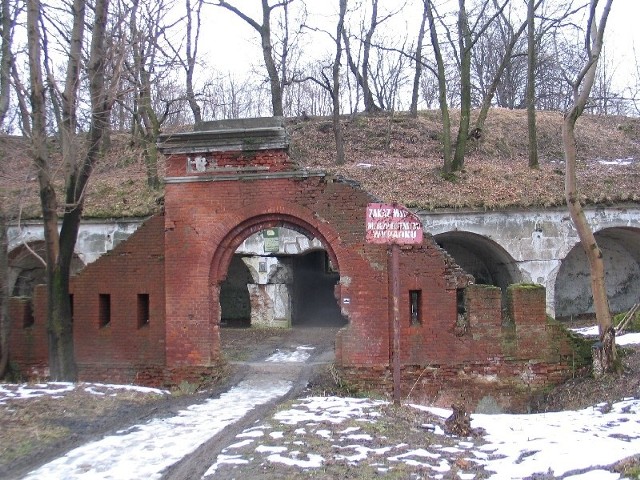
{"left": 289, "top": 109, "right": 640, "bottom": 211}
{"left": 1, "top": 109, "right": 639, "bottom": 220}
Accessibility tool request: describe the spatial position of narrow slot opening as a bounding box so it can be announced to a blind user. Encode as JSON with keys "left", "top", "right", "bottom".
{"left": 137, "top": 293, "right": 150, "bottom": 328}
{"left": 99, "top": 294, "right": 111, "bottom": 328}
{"left": 410, "top": 290, "right": 422, "bottom": 325}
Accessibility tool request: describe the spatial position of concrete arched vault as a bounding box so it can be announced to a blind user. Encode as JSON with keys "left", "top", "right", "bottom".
{"left": 434, "top": 231, "right": 522, "bottom": 294}
{"left": 8, "top": 241, "right": 85, "bottom": 297}
{"left": 555, "top": 227, "right": 640, "bottom": 319}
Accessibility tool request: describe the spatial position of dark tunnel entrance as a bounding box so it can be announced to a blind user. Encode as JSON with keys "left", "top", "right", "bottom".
{"left": 291, "top": 250, "right": 344, "bottom": 327}
{"left": 555, "top": 227, "right": 640, "bottom": 319}
{"left": 220, "top": 255, "right": 252, "bottom": 327}
{"left": 219, "top": 227, "right": 346, "bottom": 329}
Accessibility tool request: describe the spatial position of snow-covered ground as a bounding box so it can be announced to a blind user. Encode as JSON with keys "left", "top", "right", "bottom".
{"left": 1, "top": 330, "right": 639, "bottom": 479}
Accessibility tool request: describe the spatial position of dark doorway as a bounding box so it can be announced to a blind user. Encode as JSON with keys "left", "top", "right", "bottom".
{"left": 291, "top": 250, "right": 345, "bottom": 327}
{"left": 220, "top": 255, "right": 252, "bottom": 327}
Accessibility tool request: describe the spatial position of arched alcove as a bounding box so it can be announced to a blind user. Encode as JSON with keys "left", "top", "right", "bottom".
{"left": 9, "top": 242, "right": 85, "bottom": 297}
{"left": 555, "top": 227, "right": 640, "bottom": 319}
{"left": 434, "top": 231, "right": 521, "bottom": 293}
{"left": 219, "top": 255, "right": 253, "bottom": 327}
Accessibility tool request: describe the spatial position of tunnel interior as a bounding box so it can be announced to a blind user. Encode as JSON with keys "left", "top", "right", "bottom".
{"left": 219, "top": 227, "right": 345, "bottom": 329}
{"left": 555, "top": 227, "right": 640, "bottom": 320}
{"left": 291, "top": 250, "right": 344, "bottom": 327}
{"left": 434, "top": 231, "right": 521, "bottom": 295}
{"left": 219, "top": 255, "right": 253, "bottom": 327}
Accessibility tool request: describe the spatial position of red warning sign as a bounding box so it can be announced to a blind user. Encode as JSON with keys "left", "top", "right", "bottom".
{"left": 365, "top": 203, "right": 423, "bottom": 245}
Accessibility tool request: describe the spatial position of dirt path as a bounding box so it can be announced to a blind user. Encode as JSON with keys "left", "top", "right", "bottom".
{"left": 162, "top": 326, "right": 340, "bottom": 479}
{"left": 5, "top": 326, "right": 340, "bottom": 480}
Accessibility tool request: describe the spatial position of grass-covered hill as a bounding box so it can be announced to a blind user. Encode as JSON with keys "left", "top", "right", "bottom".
{"left": 1, "top": 109, "right": 639, "bottom": 219}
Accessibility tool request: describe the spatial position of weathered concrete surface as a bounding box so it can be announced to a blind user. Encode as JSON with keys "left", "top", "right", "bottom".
{"left": 7, "top": 206, "right": 640, "bottom": 318}
{"left": 8, "top": 218, "right": 143, "bottom": 265}
{"left": 421, "top": 206, "right": 640, "bottom": 317}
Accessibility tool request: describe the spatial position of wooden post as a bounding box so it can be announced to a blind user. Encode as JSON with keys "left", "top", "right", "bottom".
{"left": 391, "top": 242, "right": 401, "bottom": 405}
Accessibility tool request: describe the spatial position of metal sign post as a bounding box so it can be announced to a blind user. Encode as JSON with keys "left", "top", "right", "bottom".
{"left": 365, "top": 203, "right": 423, "bottom": 405}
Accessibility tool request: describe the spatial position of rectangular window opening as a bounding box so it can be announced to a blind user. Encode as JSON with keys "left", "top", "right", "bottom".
{"left": 99, "top": 294, "right": 111, "bottom": 328}
{"left": 410, "top": 290, "right": 422, "bottom": 326}
{"left": 137, "top": 293, "right": 150, "bottom": 328}
{"left": 23, "top": 302, "right": 35, "bottom": 328}
{"left": 456, "top": 288, "right": 466, "bottom": 315}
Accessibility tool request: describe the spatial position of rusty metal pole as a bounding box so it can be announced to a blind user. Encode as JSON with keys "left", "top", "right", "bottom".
{"left": 391, "top": 242, "right": 401, "bottom": 405}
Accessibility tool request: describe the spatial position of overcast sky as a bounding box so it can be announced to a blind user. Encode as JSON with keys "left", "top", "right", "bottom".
{"left": 199, "top": 0, "right": 639, "bottom": 93}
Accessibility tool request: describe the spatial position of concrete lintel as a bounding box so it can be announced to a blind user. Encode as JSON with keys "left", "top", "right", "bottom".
{"left": 157, "top": 117, "right": 289, "bottom": 154}
{"left": 164, "top": 170, "right": 325, "bottom": 184}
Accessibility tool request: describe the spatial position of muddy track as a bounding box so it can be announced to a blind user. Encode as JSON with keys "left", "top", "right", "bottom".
{"left": 162, "top": 326, "right": 339, "bottom": 479}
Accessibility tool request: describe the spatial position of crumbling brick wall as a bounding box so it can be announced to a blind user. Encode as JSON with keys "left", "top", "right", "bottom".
{"left": 338, "top": 283, "right": 590, "bottom": 412}
{"left": 8, "top": 120, "right": 589, "bottom": 407}
{"left": 68, "top": 214, "right": 167, "bottom": 384}
{"left": 8, "top": 293, "right": 48, "bottom": 378}
{"left": 10, "top": 215, "right": 169, "bottom": 384}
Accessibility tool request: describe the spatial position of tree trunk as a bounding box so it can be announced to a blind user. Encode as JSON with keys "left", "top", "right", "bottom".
{"left": 426, "top": 0, "right": 452, "bottom": 174}
{"left": 526, "top": 0, "right": 538, "bottom": 169}
{"left": 341, "top": 27, "right": 379, "bottom": 113}
{"left": 185, "top": 0, "right": 203, "bottom": 124}
{"left": 27, "top": 0, "right": 74, "bottom": 380}
{"left": 410, "top": 2, "right": 428, "bottom": 118}
{"left": 333, "top": 0, "right": 347, "bottom": 165}
{"left": 217, "top": 1, "right": 286, "bottom": 117}
{"left": 0, "top": 0, "right": 13, "bottom": 378}
{"left": 474, "top": 11, "right": 530, "bottom": 132}
{"left": 0, "top": 210, "right": 10, "bottom": 378}
{"left": 452, "top": 0, "right": 471, "bottom": 172}
{"left": 563, "top": 0, "right": 615, "bottom": 376}
{"left": 260, "top": 0, "right": 284, "bottom": 117}
{"left": 27, "top": 0, "right": 114, "bottom": 380}
{"left": 144, "top": 135, "right": 161, "bottom": 189}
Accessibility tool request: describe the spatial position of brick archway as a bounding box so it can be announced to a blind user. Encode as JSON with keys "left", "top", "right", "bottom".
{"left": 209, "top": 213, "right": 341, "bottom": 286}
{"left": 208, "top": 212, "right": 346, "bottom": 330}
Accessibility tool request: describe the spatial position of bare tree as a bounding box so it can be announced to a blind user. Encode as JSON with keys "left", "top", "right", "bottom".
{"left": 297, "top": 0, "right": 347, "bottom": 164}
{"left": 451, "top": 0, "right": 509, "bottom": 171}
{"left": 0, "top": 209, "right": 7, "bottom": 379}
{"left": 25, "top": 0, "right": 118, "bottom": 380}
{"left": 341, "top": 0, "right": 402, "bottom": 113}
{"left": 410, "top": 1, "right": 428, "bottom": 117}
{"left": 333, "top": 0, "right": 347, "bottom": 164}
{"left": 214, "top": 0, "right": 294, "bottom": 117}
{"left": 0, "top": 0, "right": 13, "bottom": 379}
{"left": 180, "top": 0, "right": 204, "bottom": 123}
{"left": 425, "top": 0, "right": 453, "bottom": 173}
{"left": 126, "top": 0, "right": 177, "bottom": 188}
{"left": 563, "top": 0, "right": 615, "bottom": 376}
{"left": 472, "top": 0, "right": 533, "bottom": 132}
{"left": 526, "top": 0, "right": 538, "bottom": 168}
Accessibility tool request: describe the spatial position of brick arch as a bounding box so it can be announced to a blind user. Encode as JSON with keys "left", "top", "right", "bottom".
{"left": 209, "top": 212, "right": 342, "bottom": 286}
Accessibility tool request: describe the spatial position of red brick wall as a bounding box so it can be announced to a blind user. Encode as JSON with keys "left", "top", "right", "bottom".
{"left": 161, "top": 143, "right": 586, "bottom": 410}
{"left": 67, "top": 214, "right": 167, "bottom": 383}
{"left": 8, "top": 133, "right": 587, "bottom": 409}
{"left": 8, "top": 292, "right": 48, "bottom": 378}
{"left": 339, "top": 283, "right": 589, "bottom": 412}
{"left": 163, "top": 167, "right": 401, "bottom": 368}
